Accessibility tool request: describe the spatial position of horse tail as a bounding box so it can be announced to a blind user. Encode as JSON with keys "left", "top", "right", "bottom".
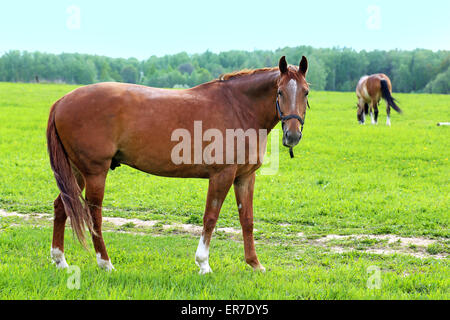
{"left": 380, "top": 79, "right": 402, "bottom": 113}
{"left": 46, "top": 100, "right": 94, "bottom": 247}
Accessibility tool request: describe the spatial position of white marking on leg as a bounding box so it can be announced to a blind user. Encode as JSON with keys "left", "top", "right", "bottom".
{"left": 51, "top": 247, "right": 69, "bottom": 269}
{"left": 386, "top": 115, "right": 391, "bottom": 126}
{"left": 370, "top": 112, "right": 375, "bottom": 124}
{"left": 96, "top": 253, "right": 115, "bottom": 271}
{"left": 195, "top": 235, "right": 212, "bottom": 274}
{"left": 254, "top": 264, "right": 266, "bottom": 272}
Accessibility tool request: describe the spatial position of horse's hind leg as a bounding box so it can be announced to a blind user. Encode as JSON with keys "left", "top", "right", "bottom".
{"left": 234, "top": 172, "right": 264, "bottom": 272}
{"left": 386, "top": 103, "right": 391, "bottom": 126}
{"left": 371, "top": 101, "right": 378, "bottom": 125}
{"left": 373, "top": 104, "right": 379, "bottom": 125}
{"left": 51, "top": 195, "right": 69, "bottom": 268}
{"left": 84, "top": 172, "right": 114, "bottom": 271}
{"left": 51, "top": 167, "right": 85, "bottom": 268}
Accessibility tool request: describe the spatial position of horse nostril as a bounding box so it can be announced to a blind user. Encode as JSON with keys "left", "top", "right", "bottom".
{"left": 290, "top": 131, "right": 301, "bottom": 140}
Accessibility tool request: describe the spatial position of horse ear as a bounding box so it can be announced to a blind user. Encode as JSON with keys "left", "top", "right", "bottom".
{"left": 299, "top": 56, "right": 308, "bottom": 76}
{"left": 279, "top": 56, "right": 288, "bottom": 74}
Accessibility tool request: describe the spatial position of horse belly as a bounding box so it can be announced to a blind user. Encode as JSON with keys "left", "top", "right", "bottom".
{"left": 120, "top": 148, "right": 212, "bottom": 179}
{"left": 115, "top": 116, "right": 219, "bottom": 179}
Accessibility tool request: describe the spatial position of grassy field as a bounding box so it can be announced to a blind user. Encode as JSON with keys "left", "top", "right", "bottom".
{"left": 0, "top": 82, "right": 449, "bottom": 299}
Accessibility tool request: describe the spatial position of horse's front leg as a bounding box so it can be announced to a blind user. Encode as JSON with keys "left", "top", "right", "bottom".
{"left": 195, "top": 166, "right": 236, "bottom": 274}
{"left": 357, "top": 101, "right": 365, "bottom": 125}
{"left": 233, "top": 172, "right": 265, "bottom": 272}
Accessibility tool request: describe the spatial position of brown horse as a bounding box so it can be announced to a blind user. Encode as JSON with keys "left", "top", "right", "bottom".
{"left": 356, "top": 73, "right": 402, "bottom": 126}
{"left": 47, "top": 56, "right": 309, "bottom": 274}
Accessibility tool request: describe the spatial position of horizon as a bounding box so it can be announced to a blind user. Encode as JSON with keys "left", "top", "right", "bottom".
{"left": 1, "top": 45, "right": 449, "bottom": 61}
{"left": 0, "top": 0, "right": 449, "bottom": 60}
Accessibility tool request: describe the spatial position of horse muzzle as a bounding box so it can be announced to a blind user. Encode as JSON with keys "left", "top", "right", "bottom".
{"left": 282, "top": 129, "right": 302, "bottom": 148}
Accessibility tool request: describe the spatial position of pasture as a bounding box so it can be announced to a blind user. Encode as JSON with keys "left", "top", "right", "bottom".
{"left": 0, "top": 82, "right": 448, "bottom": 299}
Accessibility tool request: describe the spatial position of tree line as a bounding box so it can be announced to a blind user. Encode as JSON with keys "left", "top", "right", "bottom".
{"left": 0, "top": 46, "right": 448, "bottom": 93}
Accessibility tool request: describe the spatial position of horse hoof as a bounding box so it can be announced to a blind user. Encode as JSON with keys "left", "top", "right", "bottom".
{"left": 198, "top": 266, "right": 213, "bottom": 275}
{"left": 55, "top": 260, "right": 69, "bottom": 269}
{"left": 253, "top": 264, "right": 266, "bottom": 273}
{"left": 100, "top": 263, "right": 115, "bottom": 272}
{"left": 53, "top": 260, "right": 69, "bottom": 269}
{"left": 195, "top": 253, "right": 212, "bottom": 275}
{"left": 51, "top": 248, "right": 69, "bottom": 269}
{"left": 96, "top": 253, "right": 115, "bottom": 271}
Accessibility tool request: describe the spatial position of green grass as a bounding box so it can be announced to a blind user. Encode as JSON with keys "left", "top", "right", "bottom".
{"left": 0, "top": 82, "right": 449, "bottom": 299}
{"left": 426, "top": 242, "right": 449, "bottom": 255}
{"left": 0, "top": 225, "right": 448, "bottom": 299}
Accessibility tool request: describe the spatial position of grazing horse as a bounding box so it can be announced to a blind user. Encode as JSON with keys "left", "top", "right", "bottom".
{"left": 47, "top": 56, "right": 310, "bottom": 274}
{"left": 356, "top": 74, "right": 402, "bottom": 126}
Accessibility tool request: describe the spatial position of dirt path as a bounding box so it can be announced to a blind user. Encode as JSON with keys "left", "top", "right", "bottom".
{"left": 1, "top": 209, "right": 447, "bottom": 259}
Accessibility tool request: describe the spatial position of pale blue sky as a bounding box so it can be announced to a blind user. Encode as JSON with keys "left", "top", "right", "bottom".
{"left": 0, "top": 0, "right": 449, "bottom": 59}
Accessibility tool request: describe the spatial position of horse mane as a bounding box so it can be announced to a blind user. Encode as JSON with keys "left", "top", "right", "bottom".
{"left": 218, "top": 65, "right": 303, "bottom": 82}
{"left": 218, "top": 67, "right": 279, "bottom": 81}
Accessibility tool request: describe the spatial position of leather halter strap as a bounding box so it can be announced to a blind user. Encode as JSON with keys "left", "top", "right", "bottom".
{"left": 276, "top": 97, "right": 305, "bottom": 128}
{"left": 276, "top": 96, "right": 309, "bottom": 159}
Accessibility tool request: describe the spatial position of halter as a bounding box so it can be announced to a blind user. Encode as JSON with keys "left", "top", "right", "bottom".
{"left": 276, "top": 96, "right": 309, "bottom": 158}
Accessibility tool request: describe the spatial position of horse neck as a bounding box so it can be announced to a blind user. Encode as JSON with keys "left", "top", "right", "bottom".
{"left": 225, "top": 70, "right": 280, "bottom": 131}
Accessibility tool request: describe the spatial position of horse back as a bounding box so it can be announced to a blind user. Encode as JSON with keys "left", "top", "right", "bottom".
{"left": 361, "top": 74, "right": 392, "bottom": 102}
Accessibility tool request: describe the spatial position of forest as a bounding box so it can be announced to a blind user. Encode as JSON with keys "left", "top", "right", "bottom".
{"left": 0, "top": 46, "right": 448, "bottom": 93}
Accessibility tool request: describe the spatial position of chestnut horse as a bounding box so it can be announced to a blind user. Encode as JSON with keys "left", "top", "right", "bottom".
{"left": 356, "top": 73, "right": 402, "bottom": 126}
{"left": 47, "top": 56, "right": 309, "bottom": 274}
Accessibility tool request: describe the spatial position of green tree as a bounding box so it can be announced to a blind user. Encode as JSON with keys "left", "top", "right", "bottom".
{"left": 424, "top": 67, "right": 450, "bottom": 94}
{"left": 306, "top": 56, "right": 328, "bottom": 91}
{"left": 0, "top": 48, "right": 448, "bottom": 91}
{"left": 121, "top": 65, "right": 138, "bottom": 83}
{"left": 99, "top": 62, "right": 114, "bottom": 82}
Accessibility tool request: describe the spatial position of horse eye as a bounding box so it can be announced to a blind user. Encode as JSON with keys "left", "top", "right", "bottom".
{"left": 278, "top": 90, "right": 283, "bottom": 97}
{"left": 305, "top": 90, "right": 309, "bottom": 96}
